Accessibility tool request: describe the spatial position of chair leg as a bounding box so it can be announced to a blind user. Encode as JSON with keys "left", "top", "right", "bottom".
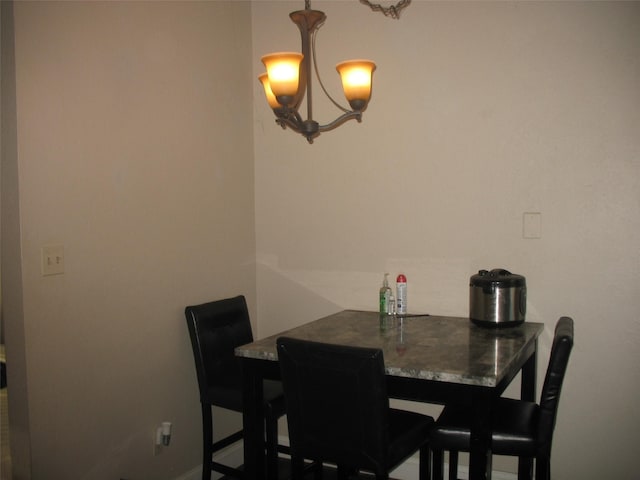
{"left": 535, "top": 457, "right": 550, "bottom": 480}
{"left": 210, "top": 431, "right": 244, "bottom": 478}
{"left": 337, "top": 465, "right": 356, "bottom": 480}
{"left": 518, "top": 456, "right": 533, "bottom": 480}
{"left": 419, "top": 445, "right": 431, "bottom": 480}
{"left": 291, "top": 456, "right": 306, "bottom": 480}
{"left": 432, "top": 449, "right": 445, "bottom": 480}
{"left": 201, "top": 404, "right": 213, "bottom": 480}
{"left": 448, "top": 451, "right": 459, "bottom": 480}
{"left": 312, "top": 460, "right": 323, "bottom": 480}
{"left": 206, "top": 403, "right": 244, "bottom": 480}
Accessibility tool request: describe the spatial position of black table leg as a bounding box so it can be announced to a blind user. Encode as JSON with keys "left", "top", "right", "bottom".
{"left": 518, "top": 340, "right": 538, "bottom": 480}
{"left": 468, "top": 389, "right": 492, "bottom": 480}
{"left": 521, "top": 340, "right": 537, "bottom": 402}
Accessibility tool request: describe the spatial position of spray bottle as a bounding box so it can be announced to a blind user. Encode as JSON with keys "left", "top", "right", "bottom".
{"left": 396, "top": 274, "right": 407, "bottom": 315}
{"left": 379, "top": 273, "right": 392, "bottom": 315}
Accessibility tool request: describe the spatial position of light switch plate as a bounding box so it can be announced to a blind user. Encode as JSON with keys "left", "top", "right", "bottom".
{"left": 42, "top": 245, "right": 65, "bottom": 276}
{"left": 522, "top": 212, "right": 542, "bottom": 239}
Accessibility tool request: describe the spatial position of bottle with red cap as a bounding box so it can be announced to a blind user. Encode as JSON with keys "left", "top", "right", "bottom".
{"left": 396, "top": 274, "right": 407, "bottom": 315}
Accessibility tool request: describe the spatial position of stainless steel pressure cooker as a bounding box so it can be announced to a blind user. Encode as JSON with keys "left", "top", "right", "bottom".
{"left": 469, "top": 269, "right": 526, "bottom": 327}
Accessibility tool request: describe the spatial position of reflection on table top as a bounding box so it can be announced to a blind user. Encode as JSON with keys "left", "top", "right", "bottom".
{"left": 235, "top": 310, "right": 544, "bottom": 387}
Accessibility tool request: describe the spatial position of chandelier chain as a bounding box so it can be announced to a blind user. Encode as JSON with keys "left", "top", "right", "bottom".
{"left": 359, "top": 0, "right": 411, "bottom": 19}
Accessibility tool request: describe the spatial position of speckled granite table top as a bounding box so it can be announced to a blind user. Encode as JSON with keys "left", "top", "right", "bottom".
{"left": 236, "top": 310, "right": 544, "bottom": 387}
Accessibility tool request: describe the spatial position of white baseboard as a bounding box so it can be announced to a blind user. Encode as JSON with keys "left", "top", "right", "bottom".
{"left": 175, "top": 465, "right": 202, "bottom": 480}
{"left": 175, "top": 436, "right": 517, "bottom": 480}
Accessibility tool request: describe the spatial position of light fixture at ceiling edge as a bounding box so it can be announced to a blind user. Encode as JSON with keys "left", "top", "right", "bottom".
{"left": 258, "top": 1, "right": 377, "bottom": 144}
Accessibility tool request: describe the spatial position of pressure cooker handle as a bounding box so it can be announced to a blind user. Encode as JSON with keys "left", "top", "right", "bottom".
{"left": 490, "top": 268, "right": 512, "bottom": 277}
{"left": 519, "top": 288, "right": 527, "bottom": 316}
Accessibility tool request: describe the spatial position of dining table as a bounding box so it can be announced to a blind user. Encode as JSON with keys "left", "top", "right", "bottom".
{"left": 235, "top": 309, "right": 544, "bottom": 480}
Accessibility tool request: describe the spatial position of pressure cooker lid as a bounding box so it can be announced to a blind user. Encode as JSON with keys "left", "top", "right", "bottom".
{"left": 470, "top": 269, "right": 526, "bottom": 288}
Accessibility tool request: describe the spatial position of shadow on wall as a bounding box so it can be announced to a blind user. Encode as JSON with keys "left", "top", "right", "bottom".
{"left": 255, "top": 254, "right": 485, "bottom": 337}
{"left": 256, "top": 260, "right": 342, "bottom": 338}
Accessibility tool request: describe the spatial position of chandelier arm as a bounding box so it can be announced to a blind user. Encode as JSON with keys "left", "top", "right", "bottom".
{"left": 274, "top": 107, "right": 306, "bottom": 131}
{"left": 316, "top": 111, "right": 362, "bottom": 133}
{"left": 276, "top": 117, "right": 303, "bottom": 133}
{"left": 311, "top": 28, "right": 351, "bottom": 114}
{"left": 275, "top": 110, "right": 362, "bottom": 143}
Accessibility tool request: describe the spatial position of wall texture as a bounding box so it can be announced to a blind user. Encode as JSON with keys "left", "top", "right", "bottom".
{"left": 252, "top": 2, "right": 640, "bottom": 479}
{"left": 3, "top": 2, "right": 639, "bottom": 479}
{"left": 3, "top": 2, "right": 256, "bottom": 479}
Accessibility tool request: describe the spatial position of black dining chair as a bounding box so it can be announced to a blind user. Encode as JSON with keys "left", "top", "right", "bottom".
{"left": 185, "top": 295, "right": 288, "bottom": 480}
{"left": 276, "top": 336, "right": 434, "bottom": 480}
{"left": 431, "top": 316, "right": 574, "bottom": 480}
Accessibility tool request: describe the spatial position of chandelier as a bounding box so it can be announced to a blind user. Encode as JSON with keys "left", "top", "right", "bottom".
{"left": 258, "top": 1, "right": 377, "bottom": 144}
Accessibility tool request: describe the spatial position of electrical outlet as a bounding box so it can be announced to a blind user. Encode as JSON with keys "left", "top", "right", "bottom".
{"left": 41, "top": 245, "right": 65, "bottom": 276}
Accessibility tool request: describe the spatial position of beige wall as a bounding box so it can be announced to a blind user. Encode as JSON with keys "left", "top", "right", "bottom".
{"left": 3, "top": 1, "right": 256, "bottom": 479}
{"left": 2, "top": 1, "right": 639, "bottom": 479}
{"left": 252, "top": 1, "right": 640, "bottom": 479}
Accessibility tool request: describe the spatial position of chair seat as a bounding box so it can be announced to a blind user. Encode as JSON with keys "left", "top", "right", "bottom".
{"left": 388, "top": 408, "right": 434, "bottom": 467}
{"left": 431, "top": 397, "right": 539, "bottom": 457}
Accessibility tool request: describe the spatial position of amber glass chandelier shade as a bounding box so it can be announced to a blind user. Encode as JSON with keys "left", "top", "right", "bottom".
{"left": 335, "top": 60, "right": 376, "bottom": 109}
{"left": 261, "top": 52, "right": 304, "bottom": 98}
{"left": 259, "top": 73, "right": 281, "bottom": 110}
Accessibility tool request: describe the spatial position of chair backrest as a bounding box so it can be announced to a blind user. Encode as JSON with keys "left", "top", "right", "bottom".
{"left": 537, "top": 316, "right": 574, "bottom": 456}
{"left": 277, "top": 337, "right": 391, "bottom": 475}
{"left": 185, "top": 295, "right": 254, "bottom": 405}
